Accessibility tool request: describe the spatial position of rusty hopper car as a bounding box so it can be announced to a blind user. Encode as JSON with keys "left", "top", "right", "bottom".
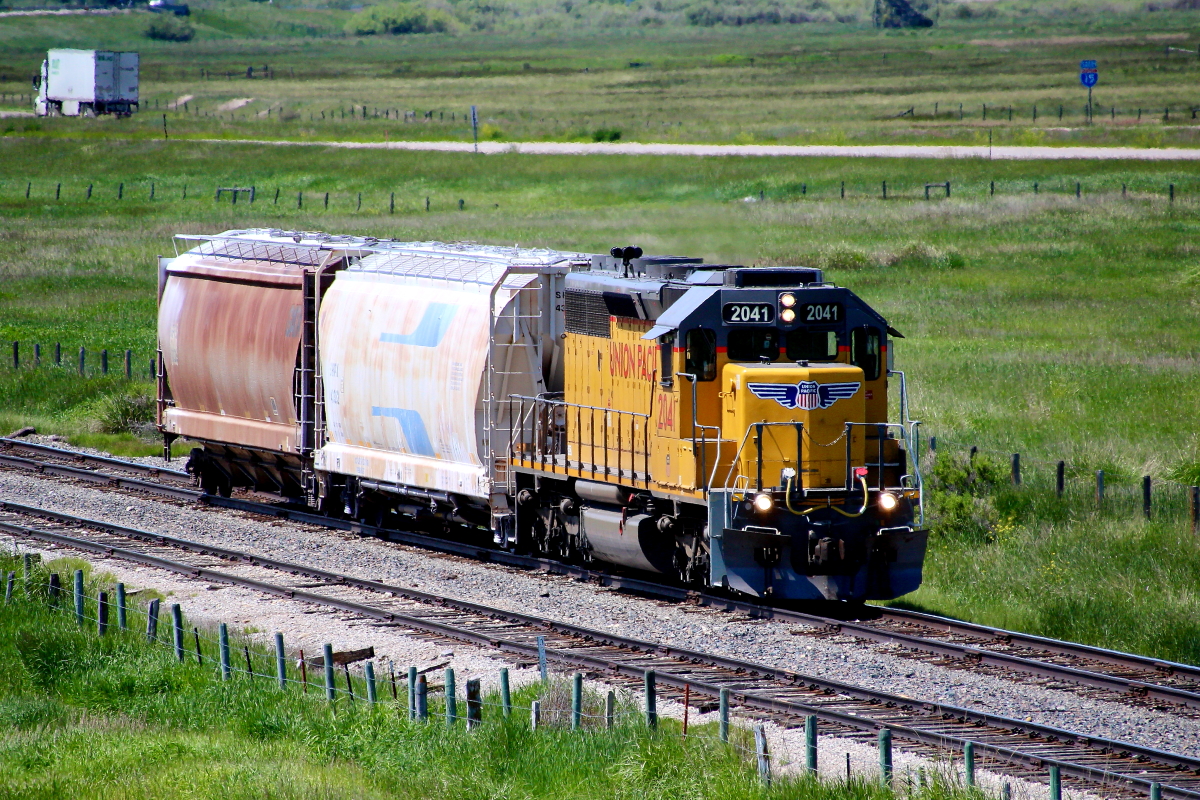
{"left": 158, "top": 230, "right": 927, "bottom": 602}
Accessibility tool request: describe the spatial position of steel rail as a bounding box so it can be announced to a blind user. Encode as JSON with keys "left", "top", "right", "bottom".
{"left": 1, "top": 504, "right": 1199, "bottom": 800}
{"left": 3, "top": 443, "right": 1200, "bottom": 715}
{"left": 0, "top": 437, "right": 190, "bottom": 481}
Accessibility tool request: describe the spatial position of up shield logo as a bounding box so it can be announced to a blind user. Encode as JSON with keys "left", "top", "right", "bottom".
{"left": 747, "top": 381, "right": 860, "bottom": 411}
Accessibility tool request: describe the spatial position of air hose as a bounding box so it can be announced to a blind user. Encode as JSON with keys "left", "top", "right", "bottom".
{"left": 784, "top": 474, "right": 869, "bottom": 518}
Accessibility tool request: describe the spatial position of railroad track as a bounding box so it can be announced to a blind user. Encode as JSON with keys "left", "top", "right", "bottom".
{"left": 0, "top": 499, "right": 1198, "bottom": 800}
{"left": 4, "top": 437, "right": 1200, "bottom": 718}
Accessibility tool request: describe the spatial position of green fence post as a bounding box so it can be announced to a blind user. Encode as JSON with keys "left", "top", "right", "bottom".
{"left": 445, "top": 667, "right": 457, "bottom": 725}
{"left": 500, "top": 667, "right": 511, "bottom": 717}
{"left": 417, "top": 673, "right": 428, "bottom": 720}
{"left": 719, "top": 688, "right": 730, "bottom": 742}
{"left": 408, "top": 666, "right": 417, "bottom": 719}
{"left": 1049, "top": 765, "right": 1061, "bottom": 800}
{"left": 644, "top": 670, "right": 657, "bottom": 728}
{"left": 219, "top": 623, "right": 231, "bottom": 680}
{"left": 73, "top": 569, "right": 84, "bottom": 624}
{"left": 323, "top": 644, "right": 336, "bottom": 702}
{"left": 805, "top": 715, "right": 818, "bottom": 773}
{"left": 878, "top": 728, "right": 893, "bottom": 785}
{"left": 97, "top": 591, "right": 108, "bottom": 635}
{"left": 965, "top": 741, "right": 975, "bottom": 786}
{"left": 365, "top": 662, "right": 377, "bottom": 705}
{"left": 275, "top": 632, "right": 286, "bottom": 690}
{"left": 146, "top": 598, "right": 160, "bottom": 642}
{"left": 572, "top": 672, "right": 583, "bottom": 730}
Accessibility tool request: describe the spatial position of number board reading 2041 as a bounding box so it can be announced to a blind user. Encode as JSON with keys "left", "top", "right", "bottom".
{"left": 722, "top": 302, "right": 775, "bottom": 324}
{"left": 801, "top": 303, "right": 842, "bottom": 323}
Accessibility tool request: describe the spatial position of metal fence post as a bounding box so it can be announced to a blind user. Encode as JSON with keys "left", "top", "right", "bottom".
{"left": 323, "top": 643, "right": 336, "bottom": 702}
{"left": 537, "top": 635, "right": 547, "bottom": 680}
{"left": 878, "top": 728, "right": 893, "bottom": 785}
{"left": 500, "top": 667, "right": 511, "bottom": 717}
{"left": 1143, "top": 476, "right": 1152, "bottom": 519}
{"left": 219, "top": 623, "right": 231, "bottom": 680}
{"left": 445, "top": 667, "right": 457, "bottom": 725}
{"left": 116, "top": 583, "right": 127, "bottom": 630}
{"left": 101, "top": 349, "right": 108, "bottom": 375}
{"left": 73, "top": 569, "right": 84, "bottom": 624}
{"left": 605, "top": 690, "right": 615, "bottom": 729}
{"left": 965, "top": 741, "right": 976, "bottom": 786}
{"left": 1049, "top": 765, "right": 1061, "bottom": 800}
{"left": 1096, "top": 470, "right": 1105, "bottom": 506}
{"left": 124, "top": 349, "right": 132, "bottom": 379}
{"left": 1056, "top": 461, "right": 1065, "bottom": 497}
{"left": 417, "top": 673, "right": 428, "bottom": 720}
{"left": 171, "top": 603, "right": 184, "bottom": 662}
{"left": 531, "top": 699, "right": 540, "bottom": 730}
{"left": 275, "top": 632, "right": 286, "bottom": 690}
{"left": 1011, "top": 453, "right": 1021, "bottom": 485}
{"left": 1192, "top": 486, "right": 1199, "bottom": 533}
{"left": 571, "top": 672, "right": 583, "bottom": 729}
{"left": 146, "top": 598, "right": 160, "bottom": 642}
{"left": 408, "top": 666, "right": 418, "bottom": 719}
{"left": 48, "top": 572, "right": 60, "bottom": 606}
{"left": 719, "top": 688, "right": 730, "bottom": 742}
{"left": 805, "top": 714, "right": 818, "bottom": 773}
{"left": 365, "top": 662, "right": 377, "bottom": 705}
{"left": 644, "top": 670, "right": 657, "bottom": 727}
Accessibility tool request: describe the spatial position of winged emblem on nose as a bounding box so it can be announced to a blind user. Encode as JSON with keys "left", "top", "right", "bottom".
{"left": 746, "top": 380, "right": 861, "bottom": 410}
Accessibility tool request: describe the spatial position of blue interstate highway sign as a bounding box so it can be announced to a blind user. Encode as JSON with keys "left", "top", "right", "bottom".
{"left": 1080, "top": 60, "right": 1098, "bottom": 87}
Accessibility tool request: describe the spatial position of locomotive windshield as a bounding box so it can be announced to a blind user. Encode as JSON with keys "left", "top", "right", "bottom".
{"left": 727, "top": 329, "right": 780, "bottom": 361}
{"left": 785, "top": 329, "right": 838, "bottom": 362}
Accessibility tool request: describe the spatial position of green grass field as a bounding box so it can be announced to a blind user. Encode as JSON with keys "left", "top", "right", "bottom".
{"left": 0, "top": 554, "right": 978, "bottom": 799}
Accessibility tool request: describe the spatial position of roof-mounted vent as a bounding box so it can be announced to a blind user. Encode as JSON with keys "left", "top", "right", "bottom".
{"left": 724, "top": 267, "right": 823, "bottom": 288}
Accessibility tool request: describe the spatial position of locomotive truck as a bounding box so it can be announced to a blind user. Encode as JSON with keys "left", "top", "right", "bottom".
{"left": 157, "top": 229, "right": 927, "bottom": 602}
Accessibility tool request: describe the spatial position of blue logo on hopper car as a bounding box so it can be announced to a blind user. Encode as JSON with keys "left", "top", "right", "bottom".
{"left": 747, "top": 381, "right": 860, "bottom": 410}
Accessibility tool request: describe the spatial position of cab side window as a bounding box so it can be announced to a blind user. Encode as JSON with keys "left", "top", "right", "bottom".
{"left": 851, "top": 327, "right": 881, "bottom": 380}
{"left": 659, "top": 332, "right": 674, "bottom": 386}
{"left": 685, "top": 328, "right": 717, "bottom": 381}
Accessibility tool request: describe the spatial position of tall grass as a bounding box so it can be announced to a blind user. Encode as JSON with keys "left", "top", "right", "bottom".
{"left": 0, "top": 554, "right": 984, "bottom": 800}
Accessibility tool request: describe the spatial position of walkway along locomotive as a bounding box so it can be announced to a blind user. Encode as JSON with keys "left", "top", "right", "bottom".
{"left": 157, "top": 230, "right": 927, "bottom": 602}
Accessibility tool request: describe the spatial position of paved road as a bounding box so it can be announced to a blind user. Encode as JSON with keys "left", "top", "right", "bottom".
{"left": 200, "top": 137, "right": 1200, "bottom": 160}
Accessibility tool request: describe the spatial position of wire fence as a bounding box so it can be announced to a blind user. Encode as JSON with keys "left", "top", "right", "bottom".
{"left": 5, "top": 341, "right": 154, "bottom": 381}
{"left": 922, "top": 435, "right": 1200, "bottom": 529}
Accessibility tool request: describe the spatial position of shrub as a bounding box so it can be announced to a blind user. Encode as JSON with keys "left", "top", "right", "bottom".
{"left": 344, "top": 2, "right": 459, "bottom": 35}
{"left": 817, "top": 243, "right": 872, "bottom": 271}
{"left": 94, "top": 385, "right": 155, "bottom": 436}
{"left": 591, "top": 128, "right": 621, "bottom": 142}
{"left": 144, "top": 15, "right": 195, "bottom": 41}
{"left": 885, "top": 241, "right": 966, "bottom": 270}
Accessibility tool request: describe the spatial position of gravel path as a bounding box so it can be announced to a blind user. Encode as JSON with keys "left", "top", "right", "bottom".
{"left": 195, "top": 137, "right": 1200, "bottom": 161}
{"left": 2, "top": 465, "right": 1197, "bottom": 771}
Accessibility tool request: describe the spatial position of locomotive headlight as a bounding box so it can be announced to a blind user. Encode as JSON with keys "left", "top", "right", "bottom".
{"left": 779, "top": 292, "right": 796, "bottom": 308}
{"left": 780, "top": 308, "right": 796, "bottom": 323}
{"left": 752, "top": 492, "right": 774, "bottom": 513}
{"left": 878, "top": 492, "right": 899, "bottom": 512}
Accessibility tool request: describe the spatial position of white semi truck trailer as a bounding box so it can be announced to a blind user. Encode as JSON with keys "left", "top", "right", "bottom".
{"left": 35, "top": 49, "right": 139, "bottom": 117}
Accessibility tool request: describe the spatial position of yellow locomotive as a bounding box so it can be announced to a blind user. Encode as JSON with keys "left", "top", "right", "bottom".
{"left": 158, "top": 231, "right": 926, "bottom": 604}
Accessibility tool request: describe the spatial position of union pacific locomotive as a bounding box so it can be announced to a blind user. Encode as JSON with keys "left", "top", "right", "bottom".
{"left": 157, "top": 230, "right": 927, "bottom": 602}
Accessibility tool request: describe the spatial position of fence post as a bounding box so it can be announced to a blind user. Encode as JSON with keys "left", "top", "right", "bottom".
{"left": 1056, "top": 461, "right": 1065, "bottom": 497}
{"left": 116, "top": 583, "right": 127, "bottom": 630}
{"left": 275, "top": 632, "right": 286, "bottom": 690}
{"left": 79, "top": 346, "right": 85, "bottom": 376}
{"left": 4, "top": 572, "right": 13, "bottom": 603}
{"left": 417, "top": 673, "right": 428, "bottom": 719}
{"left": 1011, "top": 453, "right": 1021, "bottom": 485}
{"left": 22, "top": 553, "right": 32, "bottom": 594}
{"left": 49, "top": 572, "right": 60, "bottom": 606}
{"left": 171, "top": 603, "right": 184, "bottom": 662}
{"left": 1170, "top": 184, "right": 1175, "bottom": 203}
{"left": 1143, "top": 476, "right": 1152, "bottom": 519}
{"left": 881, "top": 180, "right": 887, "bottom": 199}
{"left": 98, "top": 591, "right": 108, "bottom": 635}
{"left": 878, "top": 728, "right": 893, "bottom": 785}
{"left": 805, "top": 714, "right": 818, "bottom": 773}
{"left": 500, "top": 667, "right": 511, "bottom": 717}
{"left": 124, "top": 350, "right": 132, "bottom": 379}
{"left": 605, "top": 690, "right": 615, "bottom": 729}
{"left": 323, "top": 643, "right": 336, "bottom": 701}
{"left": 754, "top": 725, "right": 771, "bottom": 787}
{"left": 1049, "top": 765, "right": 1061, "bottom": 800}
{"left": 1096, "top": 470, "right": 1105, "bottom": 506}
{"left": 445, "top": 667, "right": 457, "bottom": 725}
{"left": 408, "top": 666, "right": 418, "bottom": 719}
{"left": 1152, "top": 783, "right": 1163, "bottom": 800}
{"left": 1076, "top": 182, "right": 1081, "bottom": 198}
{"left": 531, "top": 700, "right": 541, "bottom": 730}
{"left": 644, "top": 669, "right": 657, "bottom": 727}
{"left": 965, "top": 741, "right": 976, "bottom": 786}
{"left": 390, "top": 192, "right": 395, "bottom": 214}
{"left": 466, "top": 678, "right": 481, "bottom": 728}
{"left": 572, "top": 672, "right": 583, "bottom": 729}
{"left": 219, "top": 623, "right": 231, "bottom": 679}
{"left": 719, "top": 688, "right": 730, "bottom": 742}
{"left": 146, "top": 598, "right": 159, "bottom": 642}
{"left": 1192, "top": 486, "right": 1199, "bottom": 533}
{"left": 365, "top": 662, "right": 377, "bottom": 705}
{"left": 537, "top": 635, "right": 547, "bottom": 680}
{"left": 54, "top": 342, "right": 61, "bottom": 365}
{"left": 101, "top": 349, "right": 108, "bottom": 375}
{"left": 74, "top": 569, "right": 84, "bottom": 625}
{"left": 11, "top": 341, "right": 16, "bottom": 370}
